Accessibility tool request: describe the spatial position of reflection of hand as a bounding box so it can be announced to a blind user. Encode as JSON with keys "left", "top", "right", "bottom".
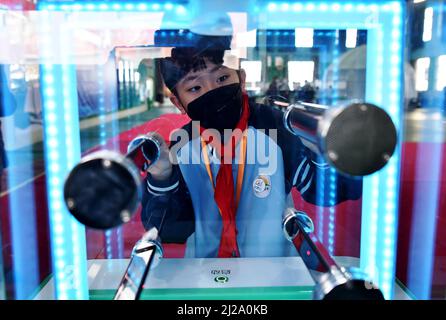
{"left": 145, "top": 133, "right": 172, "bottom": 181}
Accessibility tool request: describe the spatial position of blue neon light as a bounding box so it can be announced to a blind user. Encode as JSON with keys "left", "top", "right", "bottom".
{"left": 38, "top": 14, "right": 89, "bottom": 299}
{"left": 41, "top": 62, "right": 89, "bottom": 299}
{"left": 267, "top": 3, "right": 277, "bottom": 11}
{"left": 97, "top": 68, "right": 107, "bottom": 162}
{"left": 359, "top": 2, "right": 404, "bottom": 300}
{"left": 97, "top": 66, "right": 107, "bottom": 148}
{"left": 37, "top": 1, "right": 188, "bottom": 13}
{"left": 104, "top": 227, "right": 124, "bottom": 258}
{"left": 328, "top": 168, "right": 337, "bottom": 255}
{"left": 327, "top": 31, "right": 340, "bottom": 255}
{"left": 316, "top": 159, "right": 325, "bottom": 243}
{"left": 105, "top": 230, "right": 113, "bottom": 259}
{"left": 176, "top": 5, "right": 186, "bottom": 15}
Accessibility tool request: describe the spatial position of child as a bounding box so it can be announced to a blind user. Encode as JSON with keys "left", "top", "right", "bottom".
{"left": 141, "top": 32, "right": 361, "bottom": 258}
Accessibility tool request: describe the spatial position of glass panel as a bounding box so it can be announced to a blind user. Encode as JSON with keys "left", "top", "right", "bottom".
{"left": 9, "top": 0, "right": 446, "bottom": 301}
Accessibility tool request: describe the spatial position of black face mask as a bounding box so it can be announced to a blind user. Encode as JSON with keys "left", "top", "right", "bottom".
{"left": 186, "top": 83, "right": 243, "bottom": 132}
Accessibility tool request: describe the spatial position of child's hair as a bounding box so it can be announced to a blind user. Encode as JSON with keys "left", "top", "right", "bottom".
{"left": 156, "top": 31, "right": 232, "bottom": 94}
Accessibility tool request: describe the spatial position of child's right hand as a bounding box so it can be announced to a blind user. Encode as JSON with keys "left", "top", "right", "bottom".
{"left": 145, "top": 132, "right": 173, "bottom": 181}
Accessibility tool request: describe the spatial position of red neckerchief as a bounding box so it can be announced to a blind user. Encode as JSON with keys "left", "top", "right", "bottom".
{"left": 199, "top": 93, "right": 250, "bottom": 257}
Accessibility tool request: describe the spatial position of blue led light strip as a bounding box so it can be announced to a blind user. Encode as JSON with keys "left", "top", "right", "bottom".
{"left": 97, "top": 66, "right": 114, "bottom": 259}
{"left": 105, "top": 229, "right": 113, "bottom": 259}
{"left": 37, "top": 1, "right": 186, "bottom": 14}
{"left": 316, "top": 156, "right": 325, "bottom": 243}
{"left": 328, "top": 168, "right": 337, "bottom": 255}
{"left": 36, "top": 0, "right": 405, "bottom": 300}
{"left": 97, "top": 66, "right": 107, "bottom": 147}
{"left": 117, "top": 227, "right": 124, "bottom": 258}
{"left": 327, "top": 31, "right": 340, "bottom": 256}
{"left": 38, "top": 11, "right": 88, "bottom": 299}
{"left": 407, "top": 140, "right": 443, "bottom": 299}
{"left": 105, "top": 227, "right": 124, "bottom": 258}
{"left": 315, "top": 43, "right": 331, "bottom": 245}
{"left": 361, "top": 3, "right": 404, "bottom": 300}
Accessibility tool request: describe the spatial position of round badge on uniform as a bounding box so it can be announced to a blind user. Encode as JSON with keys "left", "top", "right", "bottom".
{"left": 253, "top": 175, "right": 271, "bottom": 198}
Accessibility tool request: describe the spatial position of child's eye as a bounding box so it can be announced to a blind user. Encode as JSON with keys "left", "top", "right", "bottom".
{"left": 217, "top": 75, "right": 229, "bottom": 83}
{"left": 187, "top": 86, "right": 201, "bottom": 93}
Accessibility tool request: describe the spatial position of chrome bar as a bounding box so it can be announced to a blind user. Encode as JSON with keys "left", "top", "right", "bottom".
{"left": 282, "top": 208, "right": 385, "bottom": 300}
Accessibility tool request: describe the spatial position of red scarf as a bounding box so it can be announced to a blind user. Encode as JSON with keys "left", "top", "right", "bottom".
{"left": 200, "top": 93, "right": 250, "bottom": 258}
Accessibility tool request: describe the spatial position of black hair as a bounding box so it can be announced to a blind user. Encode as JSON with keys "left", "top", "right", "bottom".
{"left": 156, "top": 31, "right": 232, "bottom": 93}
{"left": 159, "top": 48, "right": 226, "bottom": 93}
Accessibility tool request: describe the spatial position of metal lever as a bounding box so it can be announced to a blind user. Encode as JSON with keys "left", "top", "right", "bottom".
{"left": 283, "top": 101, "right": 397, "bottom": 176}
{"left": 114, "top": 229, "right": 163, "bottom": 300}
{"left": 282, "top": 208, "right": 385, "bottom": 300}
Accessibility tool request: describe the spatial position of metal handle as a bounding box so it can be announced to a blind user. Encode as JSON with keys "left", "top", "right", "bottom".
{"left": 114, "top": 229, "right": 164, "bottom": 300}
{"left": 282, "top": 208, "right": 385, "bottom": 300}
{"left": 283, "top": 101, "right": 397, "bottom": 176}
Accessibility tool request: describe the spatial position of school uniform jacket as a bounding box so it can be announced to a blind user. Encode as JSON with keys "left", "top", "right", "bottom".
{"left": 141, "top": 102, "right": 362, "bottom": 258}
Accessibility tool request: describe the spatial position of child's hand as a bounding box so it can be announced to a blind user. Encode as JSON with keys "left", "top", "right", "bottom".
{"left": 146, "top": 133, "right": 173, "bottom": 181}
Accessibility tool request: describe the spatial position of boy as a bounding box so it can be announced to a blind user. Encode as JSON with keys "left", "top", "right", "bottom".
{"left": 141, "top": 32, "right": 361, "bottom": 258}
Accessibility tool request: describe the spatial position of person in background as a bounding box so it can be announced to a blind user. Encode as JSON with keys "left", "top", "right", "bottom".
{"left": 265, "top": 76, "right": 279, "bottom": 97}
{"left": 292, "top": 82, "right": 302, "bottom": 103}
{"left": 278, "top": 78, "right": 290, "bottom": 101}
{"left": 302, "top": 80, "right": 316, "bottom": 103}
{"left": 137, "top": 59, "right": 150, "bottom": 104}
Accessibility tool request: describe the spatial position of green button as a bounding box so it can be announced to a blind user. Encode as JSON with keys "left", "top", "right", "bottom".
{"left": 214, "top": 276, "right": 229, "bottom": 283}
